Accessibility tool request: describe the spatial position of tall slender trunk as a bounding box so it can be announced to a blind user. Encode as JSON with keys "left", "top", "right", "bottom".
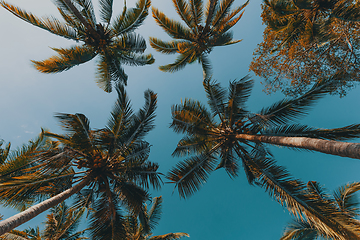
{"left": 236, "top": 134, "right": 360, "bottom": 159}
{"left": 0, "top": 175, "right": 91, "bottom": 235}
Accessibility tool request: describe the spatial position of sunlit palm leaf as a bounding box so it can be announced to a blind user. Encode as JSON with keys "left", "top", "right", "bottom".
{"left": 173, "top": 0, "right": 195, "bottom": 28}
{"left": 152, "top": 7, "right": 194, "bottom": 40}
{"left": 149, "top": 38, "right": 181, "bottom": 54}
{"left": 32, "top": 46, "right": 95, "bottom": 73}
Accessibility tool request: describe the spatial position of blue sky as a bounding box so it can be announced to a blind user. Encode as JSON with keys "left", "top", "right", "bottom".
{"left": 1, "top": 0, "right": 360, "bottom": 239}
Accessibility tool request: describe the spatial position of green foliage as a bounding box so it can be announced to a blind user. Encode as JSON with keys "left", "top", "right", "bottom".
{"left": 150, "top": 0, "right": 248, "bottom": 78}
{"left": 0, "top": 0, "right": 154, "bottom": 92}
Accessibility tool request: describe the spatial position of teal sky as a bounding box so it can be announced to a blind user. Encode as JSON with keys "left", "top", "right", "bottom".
{"left": 1, "top": 0, "right": 360, "bottom": 239}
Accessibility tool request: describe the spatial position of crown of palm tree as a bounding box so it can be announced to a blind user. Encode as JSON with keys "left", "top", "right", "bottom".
{"left": 0, "top": 84, "right": 162, "bottom": 237}
{"left": 0, "top": 0, "right": 154, "bottom": 92}
{"left": 150, "top": 0, "right": 248, "bottom": 77}
{"left": 167, "top": 76, "right": 360, "bottom": 239}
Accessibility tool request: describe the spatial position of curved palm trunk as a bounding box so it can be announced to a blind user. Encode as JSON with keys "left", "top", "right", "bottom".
{"left": 0, "top": 175, "right": 91, "bottom": 235}
{"left": 236, "top": 134, "right": 360, "bottom": 159}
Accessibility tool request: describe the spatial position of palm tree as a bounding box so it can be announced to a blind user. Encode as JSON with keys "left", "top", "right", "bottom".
{"left": 0, "top": 84, "right": 162, "bottom": 237}
{"left": 150, "top": 0, "right": 248, "bottom": 78}
{"left": 280, "top": 181, "right": 360, "bottom": 240}
{"left": 0, "top": 0, "right": 154, "bottom": 92}
{"left": 167, "top": 76, "right": 360, "bottom": 239}
{"left": 124, "top": 196, "right": 189, "bottom": 240}
{"left": 0, "top": 203, "right": 87, "bottom": 240}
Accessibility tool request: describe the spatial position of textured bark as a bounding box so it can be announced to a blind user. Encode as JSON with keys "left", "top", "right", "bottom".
{"left": 236, "top": 134, "right": 360, "bottom": 159}
{"left": 0, "top": 175, "right": 91, "bottom": 235}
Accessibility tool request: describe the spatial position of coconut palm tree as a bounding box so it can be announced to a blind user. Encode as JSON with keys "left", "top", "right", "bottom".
{"left": 150, "top": 0, "right": 248, "bottom": 78}
{"left": 0, "top": 84, "right": 162, "bottom": 237}
{"left": 0, "top": 0, "right": 154, "bottom": 92}
{"left": 280, "top": 181, "right": 360, "bottom": 240}
{"left": 124, "top": 196, "right": 189, "bottom": 240}
{"left": 167, "top": 76, "right": 360, "bottom": 239}
{"left": 0, "top": 203, "right": 87, "bottom": 240}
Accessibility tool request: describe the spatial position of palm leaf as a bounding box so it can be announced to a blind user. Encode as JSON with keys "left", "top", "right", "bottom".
{"left": 32, "top": 45, "right": 96, "bottom": 73}
{"left": 212, "top": 0, "right": 248, "bottom": 29}
{"left": 170, "top": 98, "right": 215, "bottom": 136}
{"left": 225, "top": 76, "right": 253, "bottom": 125}
{"left": 166, "top": 153, "right": 218, "bottom": 198}
{"left": 189, "top": 0, "right": 203, "bottom": 26}
{"left": 152, "top": 7, "right": 194, "bottom": 41}
{"left": 247, "top": 155, "right": 360, "bottom": 240}
{"left": 203, "top": 78, "right": 227, "bottom": 120}
{"left": 111, "top": 0, "right": 150, "bottom": 36}
{"left": 74, "top": 0, "right": 96, "bottom": 27}
{"left": 173, "top": 0, "right": 195, "bottom": 29}
{"left": 280, "top": 219, "right": 319, "bottom": 240}
{"left": 96, "top": 53, "right": 127, "bottom": 92}
{"left": 149, "top": 38, "right": 181, "bottom": 54}
{"left": 99, "top": 0, "right": 113, "bottom": 24}
{"left": 255, "top": 79, "right": 336, "bottom": 128}
{"left": 147, "top": 196, "right": 163, "bottom": 231}
{"left": 0, "top": 1, "right": 78, "bottom": 40}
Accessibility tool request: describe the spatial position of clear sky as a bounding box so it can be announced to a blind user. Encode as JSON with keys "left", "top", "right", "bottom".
{"left": 1, "top": 0, "right": 360, "bottom": 239}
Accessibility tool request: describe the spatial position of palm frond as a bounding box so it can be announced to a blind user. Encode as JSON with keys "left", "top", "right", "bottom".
{"left": 99, "top": 0, "right": 113, "bottom": 24}
{"left": 125, "top": 90, "right": 157, "bottom": 142}
{"left": 113, "top": 32, "right": 147, "bottom": 53}
{"left": 149, "top": 38, "right": 181, "bottom": 54}
{"left": 32, "top": 45, "right": 96, "bottom": 73}
{"left": 159, "top": 50, "right": 197, "bottom": 72}
{"left": 212, "top": 0, "right": 248, "bottom": 29}
{"left": 225, "top": 76, "right": 253, "bottom": 125}
{"left": 189, "top": 0, "right": 203, "bottom": 26}
{"left": 199, "top": 53, "right": 212, "bottom": 79}
{"left": 96, "top": 53, "right": 127, "bottom": 92}
{"left": 173, "top": 0, "right": 195, "bottom": 29}
{"left": 247, "top": 155, "right": 360, "bottom": 240}
{"left": 88, "top": 191, "right": 126, "bottom": 240}
{"left": 280, "top": 219, "right": 319, "bottom": 240}
{"left": 74, "top": 0, "right": 97, "bottom": 26}
{"left": 111, "top": 0, "right": 150, "bottom": 36}
{"left": 166, "top": 154, "right": 217, "bottom": 198}
{"left": 0, "top": 1, "right": 78, "bottom": 40}
{"left": 333, "top": 182, "right": 360, "bottom": 218}
{"left": 172, "top": 135, "right": 215, "bottom": 157}
{"left": 255, "top": 79, "right": 336, "bottom": 128}
{"left": 152, "top": 7, "right": 194, "bottom": 41}
{"left": 203, "top": 78, "right": 226, "bottom": 120}
{"left": 170, "top": 98, "right": 215, "bottom": 136}
{"left": 148, "top": 196, "right": 163, "bottom": 231}
{"left": 53, "top": 113, "right": 95, "bottom": 154}
{"left": 204, "top": 0, "right": 218, "bottom": 28}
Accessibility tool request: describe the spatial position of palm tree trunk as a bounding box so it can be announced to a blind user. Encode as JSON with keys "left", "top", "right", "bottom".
{"left": 0, "top": 175, "right": 91, "bottom": 235}
{"left": 236, "top": 134, "right": 360, "bottom": 159}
